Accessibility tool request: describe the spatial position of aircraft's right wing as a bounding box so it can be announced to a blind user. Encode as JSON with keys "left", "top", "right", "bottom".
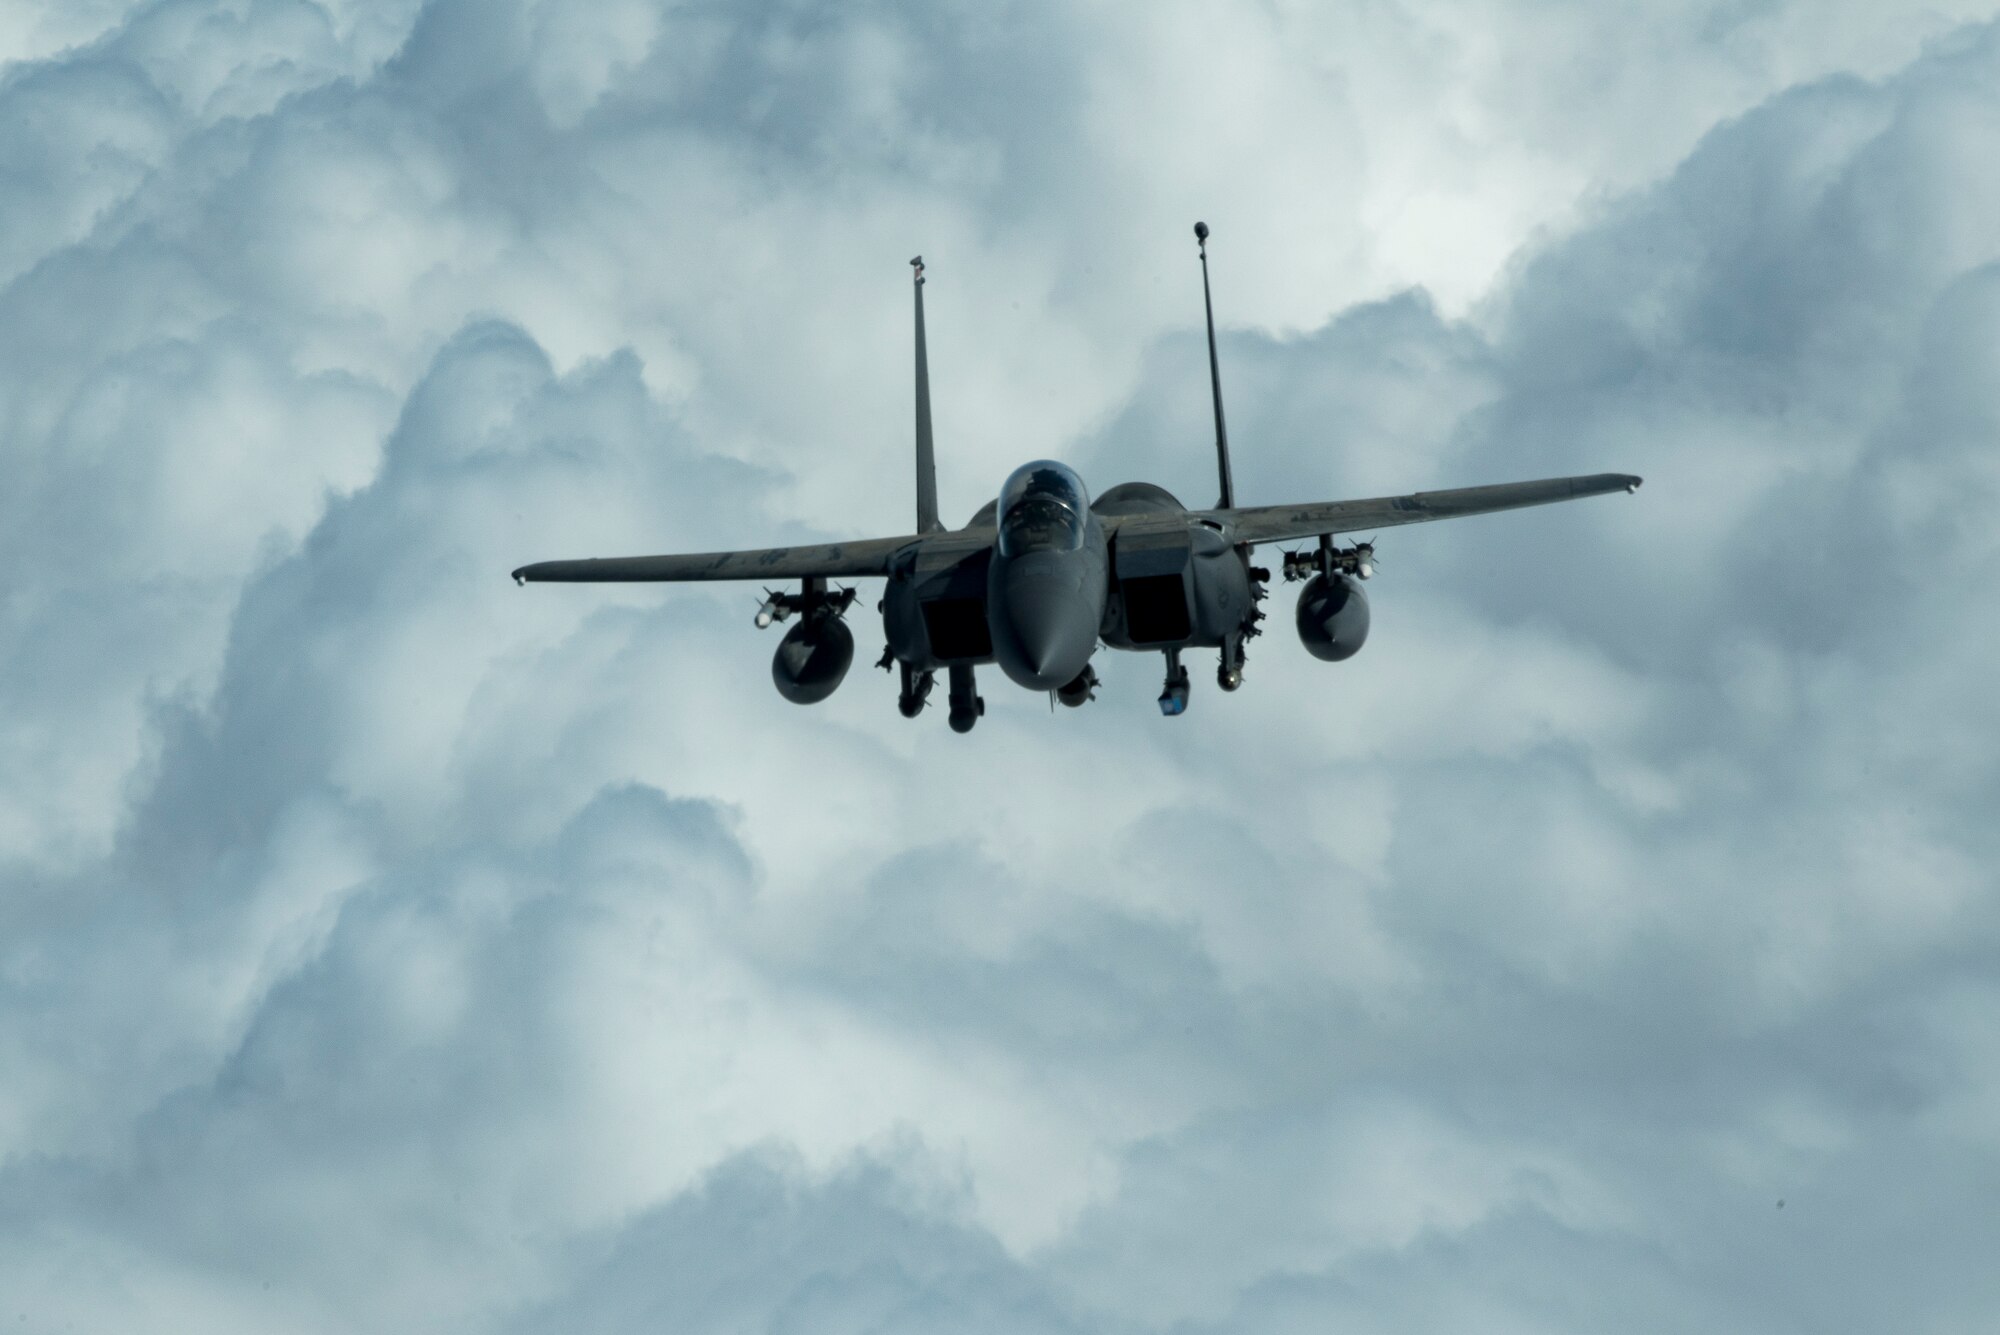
{"left": 512, "top": 532, "right": 935, "bottom": 584}
{"left": 1198, "top": 472, "right": 1642, "bottom": 547}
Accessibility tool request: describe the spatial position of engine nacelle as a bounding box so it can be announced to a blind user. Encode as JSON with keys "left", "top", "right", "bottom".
{"left": 771, "top": 616, "right": 854, "bottom": 704}
{"left": 1295, "top": 573, "right": 1370, "bottom": 662}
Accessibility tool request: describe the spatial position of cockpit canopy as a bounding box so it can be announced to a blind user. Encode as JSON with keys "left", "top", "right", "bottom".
{"left": 996, "top": 461, "right": 1090, "bottom": 558}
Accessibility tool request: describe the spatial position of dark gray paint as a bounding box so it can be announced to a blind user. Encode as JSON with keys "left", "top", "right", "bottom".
{"left": 508, "top": 469, "right": 1637, "bottom": 716}
{"left": 912, "top": 257, "right": 942, "bottom": 536}
{"left": 511, "top": 251, "right": 1642, "bottom": 725}
{"left": 1198, "top": 472, "right": 1642, "bottom": 547}
{"left": 512, "top": 534, "right": 928, "bottom": 584}
{"left": 771, "top": 615, "right": 855, "bottom": 703}
{"left": 1295, "top": 573, "right": 1371, "bottom": 662}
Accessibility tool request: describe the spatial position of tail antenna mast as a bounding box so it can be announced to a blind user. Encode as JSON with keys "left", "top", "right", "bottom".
{"left": 912, "top": 256, "right": 942, "bottom": 534}
{"left": 1195, "top": 222, "right": 1236, "bottom": 510}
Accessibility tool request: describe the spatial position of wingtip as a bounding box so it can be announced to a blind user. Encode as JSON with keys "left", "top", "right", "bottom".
{"left": 1624, "top": 475, "right": 1644, "bottom": 494}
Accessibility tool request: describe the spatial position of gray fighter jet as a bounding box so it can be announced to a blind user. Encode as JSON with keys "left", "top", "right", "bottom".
{"left": 512, "top": 225, "right": 1641, "bottom": 732}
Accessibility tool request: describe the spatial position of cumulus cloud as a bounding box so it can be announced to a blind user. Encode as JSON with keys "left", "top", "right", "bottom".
{"left": 3, "top": 2, "right": 2000, "bottom": 1332}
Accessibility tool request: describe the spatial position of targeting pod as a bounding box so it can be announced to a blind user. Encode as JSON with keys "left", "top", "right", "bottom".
{"left": 1056, "top": 664, "right": 1098, "bottom": 708}
{"left": 762, "top": 581, "right": 858, "bottom": 704}
{"left": 1295, "top": 573, "right": 1370, "bottom": 662}
{"left": 772, "top": 615, "right": 855, "bottom": 704}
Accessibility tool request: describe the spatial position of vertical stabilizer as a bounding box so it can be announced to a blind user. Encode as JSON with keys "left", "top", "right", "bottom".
{"left": 1194, "top": 222, "right": 1236, "bottom": 510}
{"left": 912, "top": 256, "right": 942, "bottom": 534}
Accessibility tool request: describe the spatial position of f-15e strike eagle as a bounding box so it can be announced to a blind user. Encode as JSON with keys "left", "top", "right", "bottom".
{"left": 512, "top": 224, "right": 1641, "bottom": 732}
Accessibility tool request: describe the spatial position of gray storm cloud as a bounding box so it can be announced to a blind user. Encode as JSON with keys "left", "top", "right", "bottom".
{"left": 3, "top": 2, "right": 1999, "bottom": 1332}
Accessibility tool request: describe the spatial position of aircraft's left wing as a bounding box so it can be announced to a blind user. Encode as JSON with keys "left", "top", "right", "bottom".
{"left": 512, "top": 533, "right": 927, "bottom": 584}
{"left": 1198, "top": 472, "right": 1642, "bottom": 547}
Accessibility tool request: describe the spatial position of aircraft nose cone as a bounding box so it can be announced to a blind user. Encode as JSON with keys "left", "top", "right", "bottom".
{"left": 1015, "top": 595, "right": 1075, "bottom": 679}
{"left": 992, "top": 558, "right": 1098, "bottom": 691}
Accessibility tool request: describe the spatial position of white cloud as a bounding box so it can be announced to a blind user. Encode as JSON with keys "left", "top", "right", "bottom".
{"left": 3, "top": 2, "right": 2000, "bottom": 1331}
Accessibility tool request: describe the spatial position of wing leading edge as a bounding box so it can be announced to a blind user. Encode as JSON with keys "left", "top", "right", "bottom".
{"left": 510, "top": 474, "right": 1640, "bottom": 583}
{"left": 511, "top": 532, "right": 931, "bottom": 584}
{"left": 1200, "top": 472, "right": 1642, "bottom": 547}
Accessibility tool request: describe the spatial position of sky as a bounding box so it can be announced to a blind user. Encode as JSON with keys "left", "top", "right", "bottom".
{"left": 3, "top": 0, "right": 1999, "bottom": 1330}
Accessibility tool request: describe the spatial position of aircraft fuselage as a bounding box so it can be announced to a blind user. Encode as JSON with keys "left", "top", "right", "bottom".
{"left": 509, "top": 229, "right": 1639, "bottom": 731}
{"left": 880, "top": 461, "right": 1258, "bottom": 704}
